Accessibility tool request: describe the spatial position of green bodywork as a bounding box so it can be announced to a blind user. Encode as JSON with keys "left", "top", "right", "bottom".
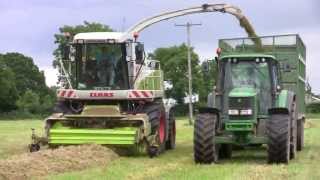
{"left": 46, "top": 105, "right": 152, "bottom": 146}
{"left": 213, "top": 34, "right": 306, "bottom": 145}
{"left": 137, "top": 70, "right": 163, "bottom": 90}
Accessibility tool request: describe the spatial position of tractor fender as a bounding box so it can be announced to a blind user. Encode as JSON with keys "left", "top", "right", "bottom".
{"left": 269, "top": 90, "right": 295, "bottom": 115}
{"left": 199, "top": 107, "right": 220, "bottom": 117}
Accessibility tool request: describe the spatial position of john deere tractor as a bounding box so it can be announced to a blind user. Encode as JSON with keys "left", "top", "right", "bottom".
{"left": 194, "top": 34, "right": 305, "bottom": 163}
{"left": 29, "top": 31, "right": 176, "bottom": 157}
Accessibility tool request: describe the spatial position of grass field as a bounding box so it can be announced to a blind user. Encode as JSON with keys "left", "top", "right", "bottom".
{"left": 0, "top": 117, "right": 319, "bottom": 180}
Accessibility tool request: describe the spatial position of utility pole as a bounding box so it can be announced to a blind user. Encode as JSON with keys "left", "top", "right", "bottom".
{"left": 175, "top": 22, "right": 202, "bottom": 125}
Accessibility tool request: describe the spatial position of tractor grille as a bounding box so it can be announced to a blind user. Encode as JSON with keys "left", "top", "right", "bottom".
{"left": 229, "top": 97, "right": 252, "bottom": 109}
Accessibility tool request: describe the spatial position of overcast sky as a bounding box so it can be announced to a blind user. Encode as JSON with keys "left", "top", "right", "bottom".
{"left": 0, "top": 0, "right": 319, "bottom": 92}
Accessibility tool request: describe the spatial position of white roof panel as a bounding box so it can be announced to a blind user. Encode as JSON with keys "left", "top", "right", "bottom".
{"left": 73, "top": 32, "right": 125, "bottom": 42}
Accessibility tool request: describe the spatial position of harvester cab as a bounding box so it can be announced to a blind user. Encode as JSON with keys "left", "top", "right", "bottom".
{"left": 194, "top": 34, "right": 306, "bottom": 164}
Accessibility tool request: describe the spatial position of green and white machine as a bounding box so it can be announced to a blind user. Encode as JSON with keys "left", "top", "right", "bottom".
{"left": 29, "top": 3, "right": 261, "bottom": 157}
{"left": 194, "top": 34, "right": 306, "bottom": 163}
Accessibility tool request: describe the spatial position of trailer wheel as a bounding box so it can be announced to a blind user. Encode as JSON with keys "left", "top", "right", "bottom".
{"left": 194, "top": 113, "right": 218, "bottom": 164}
{"left": 166, "top": 109, "right": 176, "bottom": 150}
{"left": 219, "top": 144, "right": 232, "bottom": 159}
{"left": 296, "top": 118, "right": 304, "bottom": 151}
{"left": 267, "top": 114, "right": 290, "bottom": 163}
{"left": 290, "top": 101, "right": 297, "bottom": 159}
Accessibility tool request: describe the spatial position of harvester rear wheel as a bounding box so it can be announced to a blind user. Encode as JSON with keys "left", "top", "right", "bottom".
{"left": 296, "top": 118, "right": 304, "bottom": 151}
{"left": 143, "top": 100, "right": 167, "bottom": 157}
{"left": 166, "top": 109, "right": 176, "bottom": 150}
{"left": 194, "top": 113, "right": 217, "bottom": 164}
{"left": 267, "top": 114, "right": 290, "bottom": 164}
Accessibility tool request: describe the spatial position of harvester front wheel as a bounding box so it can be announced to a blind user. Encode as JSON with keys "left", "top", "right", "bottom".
{"left": 166, "top": 109, "right": 176, "bottom": 150}
{"left": 194, "top": 113, "right": 218, "bottom": 164}
{"left": 143, "top": 101, "right": 167, "bottom": 157}
{"left": 267, "top": 114, "right": 290, "bottom": 164}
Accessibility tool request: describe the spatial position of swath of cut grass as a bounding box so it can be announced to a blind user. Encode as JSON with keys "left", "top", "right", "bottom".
{"left": 0, "top": 144, "right": 118, "bottom": 180}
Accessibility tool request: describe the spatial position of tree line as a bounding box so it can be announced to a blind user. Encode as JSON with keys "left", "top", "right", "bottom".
{"left": 0, "top": 53, "right": 56, "bottom": 116}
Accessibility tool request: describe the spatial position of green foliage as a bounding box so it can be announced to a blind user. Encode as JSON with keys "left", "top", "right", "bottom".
{"left": 0, "top": 53, "right": 56, "bottom": 114}
{"left": 0, "top": 61, "right": 18, "bottom": 112}
{"left": 151, "top": 44, "right": 205, "bottom": 104}
{"left": 16, "top": 90, "right": 41, "bottom": 114}
{"left": 306, "top": 103, "right": 320, "bottom": 113}
{"left": 53, "top": 21, "right": 113, "bottom": 68}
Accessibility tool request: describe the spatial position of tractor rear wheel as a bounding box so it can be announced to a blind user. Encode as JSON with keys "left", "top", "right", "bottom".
{"left": 267, "top": 114, "right": 290, "bottom": 163}
{"left": 143, "top": 100, "right": 167, "bottom": 157}
{"left": 166, "top": 109, "right": 176, "bottom": 150}
{"left": 297, "top": 118, "right": 304, "bottom": 151}
{"left": 194, "top": 113, "right": 218, "bottom": 164}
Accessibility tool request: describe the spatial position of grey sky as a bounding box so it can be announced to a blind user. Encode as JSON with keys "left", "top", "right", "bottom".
{"left": 0, "top": 0, "right": 319, "bottom": 92}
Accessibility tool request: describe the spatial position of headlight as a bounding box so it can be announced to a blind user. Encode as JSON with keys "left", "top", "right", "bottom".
{"left": 228, "top": 109, "right": 239, "bottom": 115}
{"left": 240, "top": 109, "right": 252, "bottom": 115}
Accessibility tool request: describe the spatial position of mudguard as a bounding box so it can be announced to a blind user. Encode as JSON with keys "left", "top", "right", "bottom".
{"left": 269, "top": 90, "right": 295, "bottom": 115}
{"left": 199, "top": 107, "right": 220, "bottom": 117}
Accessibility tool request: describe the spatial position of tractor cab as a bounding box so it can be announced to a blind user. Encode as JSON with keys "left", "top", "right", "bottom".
{"left": 218, "top": 55, "right": 280, "bottom": 124}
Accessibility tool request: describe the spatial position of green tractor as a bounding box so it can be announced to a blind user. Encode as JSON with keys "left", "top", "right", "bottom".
{"left": 194, "top": 34, "right": 305, "bottom": 163}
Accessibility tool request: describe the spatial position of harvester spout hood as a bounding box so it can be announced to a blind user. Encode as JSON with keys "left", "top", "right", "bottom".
{"left": 229, "top": 87, "right": 257, "bottom": 97}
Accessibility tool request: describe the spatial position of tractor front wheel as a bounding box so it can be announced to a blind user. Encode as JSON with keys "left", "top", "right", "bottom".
{"left": 166, "top": 109, "right": 176, "bottom": 150}
{"left": 194, "top": 113, "right": 218, "bottom": 164}
{"left": 267, "top": 114, "right": 290, "bottom": 163}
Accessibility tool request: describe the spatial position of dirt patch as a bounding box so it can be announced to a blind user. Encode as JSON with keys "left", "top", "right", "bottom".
{"left": 0, "top": 144, "right": 118, "bottom": 180}
{"left": 305, "top": 120, "right": 316, "bottom": 129}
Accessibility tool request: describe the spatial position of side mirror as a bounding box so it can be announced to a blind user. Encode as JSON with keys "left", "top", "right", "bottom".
{"left": 62, "top": 44, "right": 70, "bottom": 60}
{"left": 135, "top": 43, "right": 144, "bottom": 64}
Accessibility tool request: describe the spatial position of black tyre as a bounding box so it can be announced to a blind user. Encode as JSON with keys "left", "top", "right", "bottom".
{"left": 166, "top": 109, "right": 176, "bottom": 150}
{"left": 290, "top": 101, "right": 297, "bottom": 160}
{"left": 29, "top": 144, "right": 40, "bottom": 152}
{"left": 143, "top": 100, "right": 167, "bottom": 157}
{"left": 194, "top": 113, "right": 217, "bottom": 164}
{"left": 267, "top": 114, "right": 290, "bottom": 164}
{"left": 297, "top": 118, "right": 304, "bottom": 151}
{"left": 219, "top": 144, "right": 232, "bottom": 159}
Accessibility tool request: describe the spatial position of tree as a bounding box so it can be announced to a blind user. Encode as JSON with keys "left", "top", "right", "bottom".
{"left": 152, "top": 44, "right": 205, "bottom": 104}
{"left": 0, "top": 60, "right": 18, "bottom": 112}
{"left": 0, "top": 53, "right": 50, "bottom": 98}
{"left": 53, "top": 21, "right": 113, "bottom": 69}
{"left": 0, "top": 53, "right": 55, "bottom": 113}
{"left": 16, "top": 90, "right": 41, "bottom": 114}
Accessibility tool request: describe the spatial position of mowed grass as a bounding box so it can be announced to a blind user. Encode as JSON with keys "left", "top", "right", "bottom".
{"left": 0, "top": 117, "right": 320, "bottom": 179}
{"left": 0, "top": 119, "right": 42, "bottom": 159}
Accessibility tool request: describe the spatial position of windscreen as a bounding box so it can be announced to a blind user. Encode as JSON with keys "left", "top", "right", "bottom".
{"left": 76, "top": 43, "right": 129, "bottom": 90}
{"left": 223, "top": 60, "right": 272, "bottom": 115}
